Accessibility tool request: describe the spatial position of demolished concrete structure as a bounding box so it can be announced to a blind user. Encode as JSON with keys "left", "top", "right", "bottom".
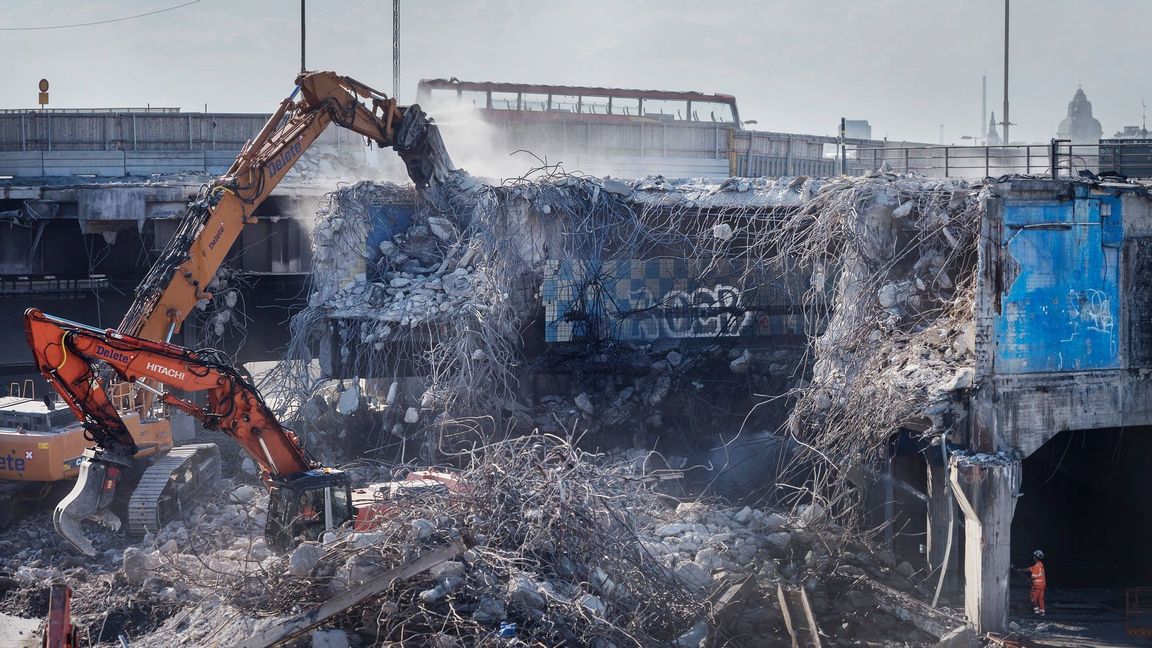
{"left": 2, "top": 167, "right": 1151, "bottom": 645}
{"left": 267, "top": 169, "right": 1152, "bottom": 636}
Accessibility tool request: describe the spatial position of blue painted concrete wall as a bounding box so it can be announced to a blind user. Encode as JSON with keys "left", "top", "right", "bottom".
{"left": 994, "top": 187, "right": 1123, "bottom": 373}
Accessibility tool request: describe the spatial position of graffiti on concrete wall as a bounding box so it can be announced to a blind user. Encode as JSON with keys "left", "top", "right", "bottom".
{"left": 612, "top": 282, "right": 756, "bottom": 340}
{"left": 542, "top": 258, "right": 805, "bottom": 343}
{"left": 1063, "top": 288, "right": 1116, "bottom": 342}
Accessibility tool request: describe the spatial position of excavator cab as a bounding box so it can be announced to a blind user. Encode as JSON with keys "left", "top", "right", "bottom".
{"left": 265, "top": 469, "right": 354, "bottom": 551}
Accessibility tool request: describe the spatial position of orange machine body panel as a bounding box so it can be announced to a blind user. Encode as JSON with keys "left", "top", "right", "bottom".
{"left": 0, "top": 396, "right": 169, "bottom": 482}
{"left": 350, "top": 471, "right": 467, "bottom": 531}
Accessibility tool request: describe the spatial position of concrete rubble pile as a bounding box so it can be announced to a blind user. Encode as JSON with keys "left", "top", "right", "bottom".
{"left": 0, "top": 435, "right": 962, "bottom": 646}
{"left": 306, "top": 180, "right": 482, "bottom": 328}
{"left": 286, "top": 170, "right": 987, "bottom": 470}
{"left": 0, "top": 171, "right": 999, "bottom": 646}
{"left": 275, "top": 170, "right": 825, "bottom": 457}
{"left": 772, "top": 174, "right": 986, "bottom": 461}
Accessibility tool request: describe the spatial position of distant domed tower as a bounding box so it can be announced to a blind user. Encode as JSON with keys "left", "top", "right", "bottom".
{"left": 1057, "top": 88, "right": 1103, "bottom": 144}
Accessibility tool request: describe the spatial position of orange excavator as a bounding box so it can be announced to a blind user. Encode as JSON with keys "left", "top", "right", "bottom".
{"left": 25, "top": 308, "right": 398, "bottom": 552}
{"left": 10, "top": 71, "right": 453, "bottom": 555}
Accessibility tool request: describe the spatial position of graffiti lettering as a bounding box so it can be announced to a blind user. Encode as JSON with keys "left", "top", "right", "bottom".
{"left": 1062, "top": 288, "right": 1116, "bottom": 348}
{"left": 620, "top": 283, "right": 755, "bottom": 339}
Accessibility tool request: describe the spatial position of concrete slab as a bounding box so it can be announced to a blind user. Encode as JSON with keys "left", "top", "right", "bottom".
{"left": 0, "top": 613, "right": 41, "bottom": 648}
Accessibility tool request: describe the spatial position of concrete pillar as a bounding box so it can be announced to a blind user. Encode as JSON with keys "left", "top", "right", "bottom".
{"left": 925, "top": 459, "right": 961, "bottom": 599}
{"left": 949, "top": 454, "right": 1021, "bottom": 633}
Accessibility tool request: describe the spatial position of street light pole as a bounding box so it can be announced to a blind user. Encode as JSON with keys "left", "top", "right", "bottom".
{"left": 1003, "top": 0, "right": 1010, "bottom": 145}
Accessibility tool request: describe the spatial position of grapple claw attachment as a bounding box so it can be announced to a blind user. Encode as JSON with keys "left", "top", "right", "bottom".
{"left": 53, "top": 449, "right": 127, "bottom": 556}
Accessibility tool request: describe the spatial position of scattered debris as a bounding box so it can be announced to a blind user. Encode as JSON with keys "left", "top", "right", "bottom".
{"left": 0, "top": 434, "right": 961, "bottom": 646}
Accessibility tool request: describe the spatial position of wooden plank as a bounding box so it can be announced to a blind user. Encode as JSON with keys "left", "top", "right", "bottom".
{"left": 231, "top": 539, "right": 466, "bottom": 648}
{"left": 777, "top": 583, "right": 800, "bottom": 648}
{"left": 798, "top": 587, "right": 823, "bottom": 648}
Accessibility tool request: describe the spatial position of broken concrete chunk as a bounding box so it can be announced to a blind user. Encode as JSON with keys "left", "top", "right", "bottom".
{"left": 420, "top": 586, "right": 446, "bottom": 603}
{"left": 944, "top": 367, "right": 974, "bottom": 391}
{"left": 122, "top": 547, "right": 157, "bottom": 584}
{"left": 733, "top": 506, "right": 753, "bottom": 524}
{"left": 576, "top": 593, "right": 607, "bottom": 616}
{"left": 288, "top": 542, "right": 324, "bottom": 578}
{"left": 311, "top": 629, "right": 351, "bottom": 648}
{"left": 229, "top": 485, "right": 257, "bottom": 504}
{"left": 796, "top": 503, "right": 826, "bottom": 529}
{"left": 729, "top": 349, "right": 752, "bottom": 374}
{"left": 601, "top": 178, "right": 633, "bottom": 196}
{"left": 765, "top": 532, "right": 792, "bottom": 553}
{"left": 756, "top": 512, "right": 788, "bottom": 532}
{"left": 427, "top": 217, "right": 455, "bottom": 241}
{"left": 444, "top": 273, "right": 472, "bottom": 297}
{"left": 506, "top": 573, "right": 546, "bottom": 611}
{"left": 410, "top": 518, "right": 435, "bottom": 539}
{"left": 432, "top": 560, "right": 466, "bottom": 582}
{"left": 404, "top": 407, "right": 420, "bottom": 424}
{"left": 878, "top": 282, "right": 900, "bottom": 308}
{"left": 240, "top": 456, "right": 259, "bottom": 478}
{"left": 712, "top": 223, "right": 734, "bottom": 240}
{"left": 336, "top": 381, "right": 360, "bottom": 415}
{"left": 674, "top": 561, "right": 711, "bottom": 590}
{"left": 658, "top": 523, "right": 692, "bottom": 537}
{"left": 935, "top": 624, "right": 976, "bottom": 648}
{"left": 472, "top": 595, "right": 506, "bottom": 623}
{"left": 574, "top": 392, "right": 595, "bottom": 416}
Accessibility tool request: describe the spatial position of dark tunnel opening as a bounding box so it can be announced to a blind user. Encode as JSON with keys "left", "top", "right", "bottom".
{"left": 1012, "top": 426, "right": 1152, "bottom": 591}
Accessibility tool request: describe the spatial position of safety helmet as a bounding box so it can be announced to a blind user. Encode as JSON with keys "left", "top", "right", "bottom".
{"left": 1033, "top": 549, "right": 1044, "bottom": 561}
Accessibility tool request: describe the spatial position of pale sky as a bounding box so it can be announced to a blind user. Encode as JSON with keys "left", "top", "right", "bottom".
{"left": 1, "top": 0, "right": 1149, "bottom": 144}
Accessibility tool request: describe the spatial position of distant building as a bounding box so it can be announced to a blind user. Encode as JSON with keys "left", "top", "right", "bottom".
{"left": 1112, "top": 125, "right": 1150, "bottom": 139}
{"left": 986, "top": 112, "right": 1002, "bottom": 146}
{"left": 843, "top": 119, "right": 871, "bottom": 140}
{"left": 1056, "top": 88, "right": 1103, "bottom": 144}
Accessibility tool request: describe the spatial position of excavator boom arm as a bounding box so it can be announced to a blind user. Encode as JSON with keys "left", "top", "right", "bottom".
{"left": 25, "top": 71, "right": 452, "bottom": 556}
{"left": 120, "top": 71, "right": 451, "bottom": 343}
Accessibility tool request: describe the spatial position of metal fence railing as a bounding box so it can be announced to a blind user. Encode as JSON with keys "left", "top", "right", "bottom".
{"left": 846, "top": 139, "right": 1152, "bottom": 180}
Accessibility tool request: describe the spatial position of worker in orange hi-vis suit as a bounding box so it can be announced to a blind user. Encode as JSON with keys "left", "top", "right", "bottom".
{"left": 1027, "top": 549, "right": 1047, "bottom": 616}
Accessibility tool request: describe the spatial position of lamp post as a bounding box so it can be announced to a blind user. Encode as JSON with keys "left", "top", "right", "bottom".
{"left": 1002, "top": 0, "right": 1010, "bottom": 145}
